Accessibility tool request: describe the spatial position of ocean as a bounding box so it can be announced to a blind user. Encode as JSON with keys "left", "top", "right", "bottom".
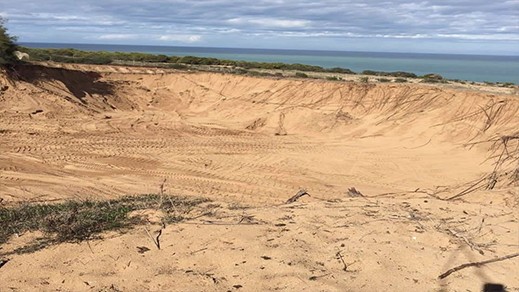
{"left": 20, "top": 42, "right": 519, "bottom": 83}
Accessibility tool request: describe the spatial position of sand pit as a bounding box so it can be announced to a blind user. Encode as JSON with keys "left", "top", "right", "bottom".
{"left": 0, "top": 64, "right": 518, "bottom": 291}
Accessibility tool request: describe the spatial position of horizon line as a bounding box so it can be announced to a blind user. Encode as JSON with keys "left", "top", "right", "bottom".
{"left": 17, "top": 41, "right": 519, "bottom": 58}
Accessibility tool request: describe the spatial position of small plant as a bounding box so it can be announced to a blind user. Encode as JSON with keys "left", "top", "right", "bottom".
{"left": 421, "top": 78, "right": 440, "bottom": 83}
{"left": 377, "top": 78, "right": 391, "bottom": 83}
{"left": 422, "top": 73, "right": 443, "bottom": 80}
{"left": 326, "top": 76, "right": 342, "bottom": 81}
{"left": 295, "top": 72, "right": 308, "bottom": 78}
{"left": 394, "top": 78, "right": 407, "bottom": 83}
{"left": 500, "top": 82, "right": 515, "bottom": 88}
{"left": 359, "top": 76, "right": 369, "bottom": 83}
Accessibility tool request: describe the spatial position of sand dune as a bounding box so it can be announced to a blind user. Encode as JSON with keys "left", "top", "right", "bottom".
{"left": 0, "top": 64, "right": 518, "bottom": 291}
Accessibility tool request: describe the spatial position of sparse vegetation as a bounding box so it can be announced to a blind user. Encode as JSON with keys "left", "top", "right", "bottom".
{"left": 0, "top": 194, "right": 210, "bottom": 254}
{"left": 295, "top": 72, "right": 308, "bottom": 78}
{"left": 421, "top": 73, "right": 443, "bottom": 80}
{"left": 359, "top": 76, "right": 369, "bottom": 83}
{"left": 377, "top": 78, "right": 391, "bottom": 83}
{"left": 499, "top": 82, "right": 515, "bottom": 88}
{"left": 394, "top": 78, "right": 407, "bottom": 83}
{"left": 19, "top": 47, "right": 359, "bottom": 75}
{"left": 166, "top": 63, "right": 188, "bottom": 70}
{"left": 362, "top": 70, "right": 417, "bottom": 78}
{"left": 326, "top": 76, "right": 343, "bottom": 81}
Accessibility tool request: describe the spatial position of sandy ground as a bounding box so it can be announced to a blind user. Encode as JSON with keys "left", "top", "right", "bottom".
{"left": 0, "top": 63, "right": 518, "bottom": 291}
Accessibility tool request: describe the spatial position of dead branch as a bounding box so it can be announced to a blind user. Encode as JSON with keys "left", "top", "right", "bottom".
{"left": 190, "top": 247, "right": 208, "bottom": 255}
{"left": 285, "top": 189, "right": 309, "bottom": 204}
{"left": 446, "top": 175, "right": 488, "bottom": 200}
{"left": 0, "top": 258, "right": 9, "bottom": 269}
{"left": 438, "top": 252, "right": 519, "bottom": 279}
{"left": 347, "top": 187, "right": 364, "bottom": 197}
{"left": 447, "top": 229, "right": 484, "bottom": 255}
{"left": 144, "top": 226, "right": 162, "bottom": 250}
{"left": 155, "top": 228, "right": 162, "bottom": 250}
{"left": 404, "top": 138, "right": 432, "bottom": 149}
{"left": 336, "top": 251, "right": 348, "bottom": 271}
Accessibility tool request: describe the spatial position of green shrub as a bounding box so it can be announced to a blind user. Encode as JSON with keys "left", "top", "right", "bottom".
{"left": 362, "top": 70, "right": 416, "bottom": 78}
{"left": 326, "top": 67, "right": 355, "bottom": 74}
{"left": 295, "top": 72, "right": 308, "bottom": 78}
{"left": 326, "top": 76, "right": 342, "bottom": 81}
{"left": 0, "top": 17, "right": 18, "bottom": 64}
{"left": 377, "top": 78, "right": 391, "bottom": 82}
{"left": 359, "top": 76, "right": 369, "bottom": 83}
{"left": 421, "top": 73, "right": 443, "bottom": 80}
{"left": 394, "top": 78, "right": 407, "bottom": 83}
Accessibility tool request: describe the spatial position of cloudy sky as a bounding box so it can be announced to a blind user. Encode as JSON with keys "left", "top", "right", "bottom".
{"left": 1, "top": 0, "right": 518, "bottom": 55}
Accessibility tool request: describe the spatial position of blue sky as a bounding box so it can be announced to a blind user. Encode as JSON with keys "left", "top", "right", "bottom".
{"left": 1, "top": 0, "right": 518, "bottom": 55}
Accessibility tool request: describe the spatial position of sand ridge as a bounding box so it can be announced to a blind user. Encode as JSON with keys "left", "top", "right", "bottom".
{"left": 0, "top": 64, "right": 518, "bottom": 291}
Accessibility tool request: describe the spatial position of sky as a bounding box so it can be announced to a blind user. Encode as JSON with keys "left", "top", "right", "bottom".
{"left": 1, "top": 0, "right": 518, "bottom": 55}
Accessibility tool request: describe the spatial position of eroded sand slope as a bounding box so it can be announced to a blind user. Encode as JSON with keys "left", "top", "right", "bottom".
{"left": 0, "top": 64, "right": 518, "bottom": 291}
{"left": 1, "top": 64, "right": 517, "bottom": 204}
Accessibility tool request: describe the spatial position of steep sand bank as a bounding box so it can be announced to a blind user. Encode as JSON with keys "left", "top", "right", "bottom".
{"left": 0, "top": 64, "right": 518, "bottom": 291}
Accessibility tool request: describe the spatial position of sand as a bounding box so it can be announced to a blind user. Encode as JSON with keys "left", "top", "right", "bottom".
{"left": 0, "top": 63, "right": 518, "bottom": 291}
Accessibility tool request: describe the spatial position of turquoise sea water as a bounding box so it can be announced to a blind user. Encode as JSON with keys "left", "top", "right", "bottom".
{"left": 20, "top": 42, "right": 519, "bottom": 83}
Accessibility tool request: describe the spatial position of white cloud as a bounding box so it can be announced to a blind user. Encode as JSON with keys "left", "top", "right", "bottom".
{"left": 228, "top": 17, "right": 309, "bottom": 28}
{"left": 158, "top": 35, "right": 202, "bottom": 43}
{"left": 98, "top": 34, "right": 135, "bottom": 40}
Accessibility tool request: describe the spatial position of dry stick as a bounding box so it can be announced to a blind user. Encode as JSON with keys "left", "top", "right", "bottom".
{"left": 336, "top": 251, "right": 348, "bottom": 271}
{"left": 144, "top": 227, "right": 161, "bottom": 250}
{"left": 157, "top": 178, "right": 167, "bottom": 209}
{"left": 190, "top": 247, "right": 208, "bottom": 255}
{"left": 347, "top": 187, "right": 364, "bottom": 197}
{"left": 438, "top": 252, "right": 519, "bottom": 279}
{"left": 446, "top": 175, "right": 488, "bottom": 201}
{"left": 285, "top": 189, "right": 309, "bottom": 204}
{"left": 0, "top": 259, "right": 9, "bottom": 269}
{"left": 447, "top": 229, "right": 484, "bottom": 255}
{"left": 155, "top": 229, "right": 162, "bottom": 250}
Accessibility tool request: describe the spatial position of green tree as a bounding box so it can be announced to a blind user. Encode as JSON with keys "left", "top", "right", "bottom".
{"left": 0, "top": 17, "right": 18, "bottom": 64}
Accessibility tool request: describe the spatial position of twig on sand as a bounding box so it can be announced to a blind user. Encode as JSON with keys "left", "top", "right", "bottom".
{"left": 347, "top": 187, "right": 364, "bottom": 197}
{"left": 438, "top": 252, "right": 519, "bottom": 279}
{"left": 447, "top": 229, "right": 484, "bottom": 255}
{"left": 0, "top": 258, "right": 9, "bottom": 269}
{"left": 336, "top": 251, "right": 348, "bottom": 271}
{"left": 285, "top": 189, "right": 309, "bottom": 204}
{"left": 446, "top": 175, "right": 488, "bottom": 201}
{"left": 144, "top": 226, "right": 163, "bottom": 250}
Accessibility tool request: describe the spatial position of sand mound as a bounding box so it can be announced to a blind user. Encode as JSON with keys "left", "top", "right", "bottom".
{"left": 0, "top": 64, "right": 518, "bottom": 291}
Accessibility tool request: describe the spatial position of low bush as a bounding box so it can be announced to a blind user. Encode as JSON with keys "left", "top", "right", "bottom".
{"left": 359, "top": 76, "right": 369, "bottom": 83}
{"left": 362, "top": 70, "right": 417, "bottom": 78}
